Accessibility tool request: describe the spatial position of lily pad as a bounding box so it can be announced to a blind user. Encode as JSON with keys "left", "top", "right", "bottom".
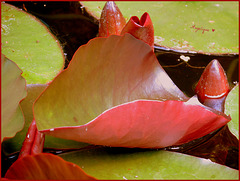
{"left": 1, "top": 2, "right": 64, "bottom": 84}
{"left": 1, "top": 54, "right": 27, "bottom": 142}
{"left": 225, "top": 84, "right": 239, "bottom": 139}
{"left": 60, "top": 147, "right": 239, "bottom": 180}
{"left": 5, "top": 153, "right": 95, "bottom": 180}
{"left": 82, "top": 1, "right": 239, "bottom": 54}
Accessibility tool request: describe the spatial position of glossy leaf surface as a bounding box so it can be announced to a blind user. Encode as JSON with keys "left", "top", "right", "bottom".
{"left": 1, "top": 3, "right": 64, "bottom": 84}
{"left": 5, "top": 153, "right": 95, "bottom": 180}
{"left": 60, "top": 147, "right": 239, "bottom": 180}
{"left": 82, "top": 1, "right": 238, "bottom": 54}
{"left": 40, "top": 99, "right": 230, "bottom": 148}
{"left": 225, "top": 84, "right": 239, "bottom": 139}
{"left": 34, "top": 33, "right": 187, "bottom": 130}
{"left": 1, "top": 54, "right": 27, "bottom": 142}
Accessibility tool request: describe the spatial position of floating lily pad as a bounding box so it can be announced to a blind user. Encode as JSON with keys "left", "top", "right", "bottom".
{"left": 82, "top": 1, "right": 239, "bottom": 55}
{"left": 1, "top": 3, "right": 64, "bottom": 84}
{"left": 60, "top": 147, "right": 239, "bottom": 180}
{"left": 225, "top": 84, "right": 239, "bottom": 139}
{"left": 1, "top": 54, "right": 27, "bottom": 142}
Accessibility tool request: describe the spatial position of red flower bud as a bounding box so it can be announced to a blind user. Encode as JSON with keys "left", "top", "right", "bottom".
{"left": 18, "top": 120, "right": 45, "bottom": 159}
{"left": 121, "top": 12, "right": 154, "bottom": 49}
{"left": 98, "top": 1, "right": 126, "bottom": 37}
{"left": 195, "top": 59, "right": 230, "bottom": 103}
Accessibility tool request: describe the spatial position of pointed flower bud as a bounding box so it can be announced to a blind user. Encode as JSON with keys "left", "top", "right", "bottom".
{"left": 195, "top": 59, "right": 230, "bottom": 103}
{"left": 98, "top": 1, "right": 126, "bottom": 37}
{"left": 18, "top": 120, "right": 45, "bottom": 159}
{"left": 121, "top": 12, "right": 154, "bottom": 49}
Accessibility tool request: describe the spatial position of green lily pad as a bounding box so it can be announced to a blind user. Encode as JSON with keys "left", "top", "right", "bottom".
{"left": 1, "top": 2, "right": 64, "bottom": 84}
{"left": 60, "top": 147, "right": 239, "bottom": 180}
{"left": 82, "top": 1, "right": 239, "bottom": 55}
{"left": 1, "top": 54, "right": 27, "bottom": 142}
{"left": 225, "top": 84, "right": 239, "bottom": 139}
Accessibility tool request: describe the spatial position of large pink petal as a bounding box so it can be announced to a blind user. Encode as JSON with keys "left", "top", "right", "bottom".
{"left": 41, "top": 99, "right": 230, "bottom": 148}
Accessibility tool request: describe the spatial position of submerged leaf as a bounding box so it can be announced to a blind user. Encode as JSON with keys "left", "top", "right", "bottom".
{"left": 1, "top": 54, "right": 27, "bottom": 142}
{"left": 4, "top": 153, "right": 95, "bottom": 180}
{"left": 34, "top": 33, "right": 187, "bottom": 130}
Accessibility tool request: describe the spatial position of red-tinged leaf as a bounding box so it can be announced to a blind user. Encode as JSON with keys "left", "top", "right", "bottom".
{"left": 4, "top": 153, "right": 96, "bottom": 180}
{"left": 98, "top": 1, "right": 126, "bottom": 37}
{"left": 18, "top": 120, "right": 45, "bottom": 159}
{"left": 195, "top": 59, "right": 230, "bottom": 103}
{"left": 34, "top": 34, "right": 188, "bottom": 131}
{"left": 41, "top": 99, "right": 230, "bottom": 148}
{"left": 121, "top": 12, "right": 154, "bottom": 49}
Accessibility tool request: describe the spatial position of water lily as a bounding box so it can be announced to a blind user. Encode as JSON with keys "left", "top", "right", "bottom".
{"left": 2, "top": 2, "right": 238, "bottom": 179}
{"left": 33, "top": 34, "right": 230, "bottom": 149}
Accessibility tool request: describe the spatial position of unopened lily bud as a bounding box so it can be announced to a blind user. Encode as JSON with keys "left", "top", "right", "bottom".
{"left": 121, "top": 12, "right": 154, "bottom": 49}
{"left": 195, "top": 59, "right": 230, "bottom": 106}
{"left": 98, "top": 1, "right": 126, "bottom": 37}
{"left": 18, "top": 120, "right": 45, "bottom": 159}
